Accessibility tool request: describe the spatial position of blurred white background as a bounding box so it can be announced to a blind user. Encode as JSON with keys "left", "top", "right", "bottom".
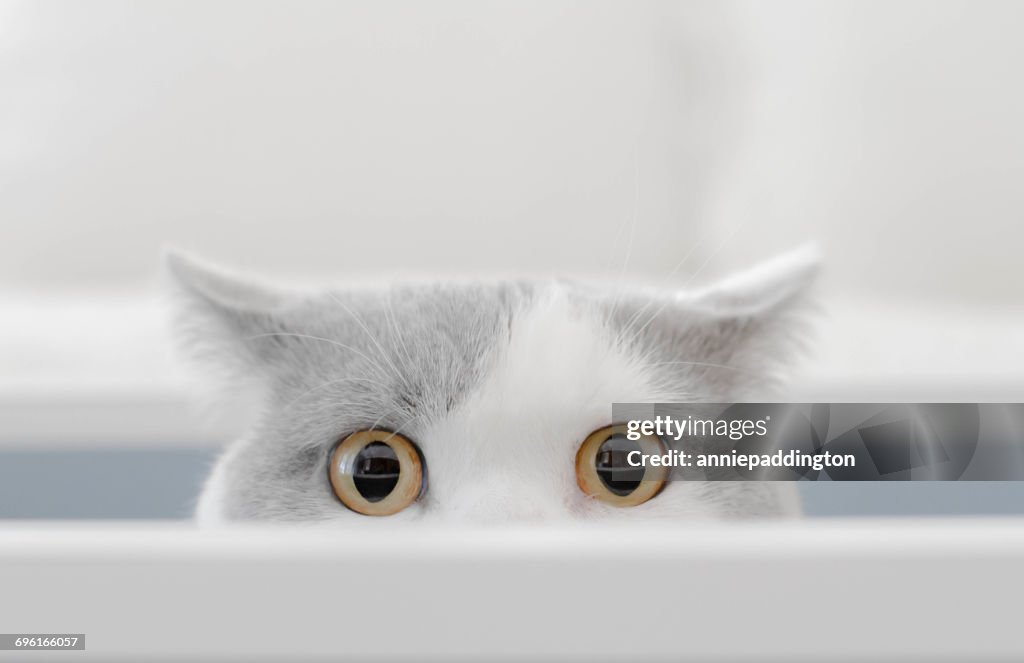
{"left": 3, "top": 1, "right": 1023, "bottom": 299}
{"left": 2, "top": 0, "right": 1024, "bottom": 452}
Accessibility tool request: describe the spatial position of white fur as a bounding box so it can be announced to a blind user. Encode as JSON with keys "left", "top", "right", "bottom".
{"left": 419, "top": 286, "right": 660, "bottom": 523}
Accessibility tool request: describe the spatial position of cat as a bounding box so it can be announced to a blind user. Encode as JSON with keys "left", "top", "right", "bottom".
{"left": 165, "top": 247, "right": 818, "bottom": 525}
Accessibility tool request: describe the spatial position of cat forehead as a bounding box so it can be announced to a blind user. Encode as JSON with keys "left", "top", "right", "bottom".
{"left": 441, "top": 287, "right": 654, "bottom": 419}
{"left": 275, "top": 282, "right": 650, "bottom": 435}
{"left": 414, "top": 289, "right": 659, "bottom": 483}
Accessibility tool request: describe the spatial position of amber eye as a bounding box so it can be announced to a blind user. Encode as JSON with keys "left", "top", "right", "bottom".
{"left": 329, "top": 430, "right": 426, "bottom": 516}
{"left": 575, "top": 424, "right": 668, "bottom": 507}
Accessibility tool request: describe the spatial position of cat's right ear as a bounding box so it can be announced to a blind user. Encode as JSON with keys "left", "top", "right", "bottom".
{"left": 162, "top": 249, "right": 300, "bottom": 376}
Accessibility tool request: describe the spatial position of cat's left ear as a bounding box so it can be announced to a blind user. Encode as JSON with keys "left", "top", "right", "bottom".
{"left": 619, "top": 245, "right": 820, "bottom": 396}
{"left": 162, "top": 249, "right": 304, "bottom": 375}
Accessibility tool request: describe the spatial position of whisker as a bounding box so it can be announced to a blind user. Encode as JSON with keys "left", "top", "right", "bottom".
{"left": 242, "top": 332, "right": 391, "bottom": 378}
{"left": 326, "top": 291, "right": 412, "bottom": 391}
{"left": 366, "top": 403, "right": 418, "bottom": 434}
{"left": 645, "top": 360, "right": 757, "bottom": 376}
{"left": 607, "top": 147, "right": 642, "bottom": 325}
{"left": 613, "top": 222, "right": 716, "bottom": 345}
{"left": 378, "top": 411, "right": 422, "bottom": 445}
{"left": 384, "top": 290, "right": 422, "bottom": 389}
{"left": 620, "top": 225, "right": 738, "bottom": 348}
{"left": 281, "top": 377, "right": 392, "bottom": 413}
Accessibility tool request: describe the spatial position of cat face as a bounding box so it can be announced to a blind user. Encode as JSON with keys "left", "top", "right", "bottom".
{"left": 166, "top": 249, "right": 817, "bottom": 525}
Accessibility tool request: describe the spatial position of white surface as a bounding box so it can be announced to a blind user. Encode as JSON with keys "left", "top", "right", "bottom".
{"left": 0, "top": 293, "right": 225, "bottom": 448}
{"left": 0, "top": 519, "right": 1022, "bottom": 661}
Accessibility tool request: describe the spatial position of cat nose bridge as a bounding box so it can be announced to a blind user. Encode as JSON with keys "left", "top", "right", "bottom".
{"left": 445, "top": 475, "right": 563, "bottom": 524}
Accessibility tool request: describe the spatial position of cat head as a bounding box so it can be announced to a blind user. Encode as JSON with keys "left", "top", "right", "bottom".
{"left": 165, "top": 248, "right": 818, "bottom": 525}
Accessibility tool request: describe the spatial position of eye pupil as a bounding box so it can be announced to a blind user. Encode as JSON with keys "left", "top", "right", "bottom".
{"left": 594, "top": 435, "right": 645, "bottom": 496}
{"left": 353, "top": 442, "right": 401, "bottom": 502}
{"left": 576, "top": 425, "right": 667, "bottom": 507}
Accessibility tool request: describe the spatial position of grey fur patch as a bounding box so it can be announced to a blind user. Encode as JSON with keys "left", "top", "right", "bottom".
{"left": 166, "top": 252, "right": 533, "bottom": 519}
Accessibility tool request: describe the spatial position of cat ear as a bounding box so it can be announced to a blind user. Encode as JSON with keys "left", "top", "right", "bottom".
{"left": 624, "top": 245, "right": 820, "bottom": 396}
{"left": 163, "top": 249, "right": 300, "bottom": 374}
{"left": 686, "top": 244, "right": 820, "bottom": 315}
